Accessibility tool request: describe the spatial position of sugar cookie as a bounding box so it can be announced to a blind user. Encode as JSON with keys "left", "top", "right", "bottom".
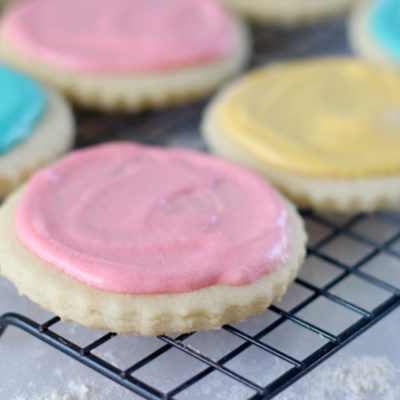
{"left": 0, "top": 0, "right": 250, "bottom": 112}
{"left": 0, "top": 143, "right": 306, "bottom": 335}
{"left": 202, "top": 58, "right": 400, "bottom": 212}
{"left": 350, "top": 0, "right": 400, "bottom": 68}
{"left": 0, "top": 65, "right": 74, "bottom": 197}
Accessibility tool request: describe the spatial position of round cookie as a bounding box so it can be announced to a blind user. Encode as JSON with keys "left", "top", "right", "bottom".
{"left": 0, "top": 143, "right": 306, "bottom": 335}
{"left": 202, "top": 58, "right": 400, "bottom": 212}
{"left": 218, "top": 0, "right": 356, "bottom": 26}
{"left": 0, "top": 0, "right": 250, "bottom": 112}
{"left": 350, "top": 0, "right": 400, "bottom": 68}
{"left": 0, "top": 65, "right": 74, "bottom": 197}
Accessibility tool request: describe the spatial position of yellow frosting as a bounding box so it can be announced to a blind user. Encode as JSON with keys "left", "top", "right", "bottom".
{"left": 217, "top": 58, "right": 400, "bottom": 178}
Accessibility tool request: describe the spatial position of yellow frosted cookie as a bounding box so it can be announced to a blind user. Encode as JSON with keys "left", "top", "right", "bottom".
{"left": 202, "top": 58, "right": 400, "bottom": 212}
{"left": 218, "top": 0, "right": 357, "bottom": 26}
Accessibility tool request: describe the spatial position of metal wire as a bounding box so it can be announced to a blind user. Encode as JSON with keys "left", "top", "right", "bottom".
{"left": 1, "top": 16, "right": 400, "bottom": 400}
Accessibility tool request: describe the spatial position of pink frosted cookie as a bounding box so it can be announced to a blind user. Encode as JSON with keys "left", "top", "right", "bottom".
{"left": 0, "top": 0, "right": 250, "bottom": 111}
{"left": 0, "top": 143, "right": 306, "bottom": 335}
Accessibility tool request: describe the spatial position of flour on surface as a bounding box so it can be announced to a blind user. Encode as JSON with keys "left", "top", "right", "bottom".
{"left": 12, "top": 382, "right": 93, "bottom": 400}
{"left": 277, "top": 355, "right": 399, "bottom": 400}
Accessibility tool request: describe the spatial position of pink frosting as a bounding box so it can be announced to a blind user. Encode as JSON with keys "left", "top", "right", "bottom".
{"left": 3, "top": 0, "right": 233, "bottom": 73}
{"left": 15, "top": 143, "right": 290, "bottom": 294}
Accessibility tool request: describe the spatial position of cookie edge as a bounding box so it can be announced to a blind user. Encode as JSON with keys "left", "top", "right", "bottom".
{"left": 219, "top": 0, "right": 356, "bottom": 26}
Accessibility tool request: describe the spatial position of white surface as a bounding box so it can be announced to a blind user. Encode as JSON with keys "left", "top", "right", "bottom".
{"left": 1, "top": 216, "right": 400, "bottom": 399}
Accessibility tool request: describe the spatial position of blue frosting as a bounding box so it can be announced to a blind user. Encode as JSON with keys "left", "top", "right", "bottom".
{"left": 369, "top": 0, "right": 400, "bottom": 61}
{"left": 0, "top": 65, "right": 46, "bottom": 154}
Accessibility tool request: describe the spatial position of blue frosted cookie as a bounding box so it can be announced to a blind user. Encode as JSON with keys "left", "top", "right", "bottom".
{"left": 351, "top": 0, "right": 400, "bottom": 67}
{"left": 0, "top": 65, "right": 74, "bottom": 196}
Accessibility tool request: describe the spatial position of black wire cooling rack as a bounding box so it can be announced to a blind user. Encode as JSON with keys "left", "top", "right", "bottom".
{"left": 1, "top": 16, "right": 400, "bottom": 400}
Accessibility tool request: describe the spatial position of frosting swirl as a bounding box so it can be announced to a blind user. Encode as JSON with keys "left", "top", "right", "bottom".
{"left": 16, "top": 143, "right": 290, "bottom": 294}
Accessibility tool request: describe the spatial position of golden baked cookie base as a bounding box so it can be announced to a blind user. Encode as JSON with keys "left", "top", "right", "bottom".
{"left": 0, "top": 189, "right": 306, "bottom": 336}
{"left": 203, "top": 98, "right": 400, "bottom": 213}
{"left": 350, "top": 0, "right": 399, "bottom": 67}
{"left": 0, "top": 16, "right": 250, "bottom": 112}
{"left": 0, "top": 90, "right": 74, "bottom": 197}
{"left": 219, "top": 0, "right": 356, "bottom": 26}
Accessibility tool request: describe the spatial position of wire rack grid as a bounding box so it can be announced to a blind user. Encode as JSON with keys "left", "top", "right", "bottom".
{"left": 1, "top": 17, "right": 400, "bottom": 400}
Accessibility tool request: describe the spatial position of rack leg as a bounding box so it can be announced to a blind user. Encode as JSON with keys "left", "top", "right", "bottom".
{"left": 0, "top": 313, "right": 17, "bottom": 338}
{"left": 0, "top": 318, "right": 8, "bottom": 338}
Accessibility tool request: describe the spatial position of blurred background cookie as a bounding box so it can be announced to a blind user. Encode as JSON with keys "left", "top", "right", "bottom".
{"left": 0, "top": 65, "right": 74, "bottom": 197}
{"left": 350, "top": 0, "right": 400, "bottom": 68}
{"left": 0, "top": 0, "right": 250, "bottom": 112}
{"left": 202, "top": 57, "right": 400, "bottom": 212}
